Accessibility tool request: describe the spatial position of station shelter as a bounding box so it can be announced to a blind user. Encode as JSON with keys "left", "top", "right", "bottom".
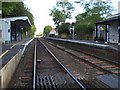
{"left": 0, "top": 16, "right": 31, "bottom": 43}
{"left": 95, "top": 13, "right": 120, "bottom": 45}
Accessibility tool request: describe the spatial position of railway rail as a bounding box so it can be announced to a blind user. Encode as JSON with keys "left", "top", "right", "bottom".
{"left": 43, "top": 39, "right": 120, "bottom": 76}
{"left": 40, "top": 38, "right": 120, "bottom": 89}
{"left": 35, "top": 38, "right": 86, "bottom": 89}
{"left": 9, "top": 38, "right": 119, "bottom": 89}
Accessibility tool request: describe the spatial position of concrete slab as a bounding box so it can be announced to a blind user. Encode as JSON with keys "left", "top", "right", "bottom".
{"left": 96, "top": 74, "right": 120, "bottom": 89}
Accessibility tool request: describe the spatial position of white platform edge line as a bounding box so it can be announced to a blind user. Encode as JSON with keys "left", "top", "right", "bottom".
{"left": 22, "top": 38, "right": 34, "bottom": 54}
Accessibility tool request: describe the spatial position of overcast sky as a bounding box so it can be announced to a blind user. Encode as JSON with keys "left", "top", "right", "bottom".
{"left": 23, "top": 0, "right": 119, "bottom": 35}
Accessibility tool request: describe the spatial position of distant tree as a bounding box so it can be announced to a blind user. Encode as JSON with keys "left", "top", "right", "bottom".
{"left": 50, "top": 8, "right": 65, "bottom": 28}
{"left": 58, "top": 23, "right": 70, "bottom": 34}
{"left": 56, "top": 1, "right": 74, "bottom": 19}
{"left": 50, "top": 1, "right": 74, "bottom": 29}
{"left": 43, "top": 25, "right": 52, "bottom": 36}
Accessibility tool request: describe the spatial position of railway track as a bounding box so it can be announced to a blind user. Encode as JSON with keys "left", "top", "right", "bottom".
{"left": 9, "top": 38, "right": 119, "bottom": 89}
{"left": 14, "top": 38, "right": 86, "bottom": 89}
{"left": 36, "top": 38, "right": 85, "bottom": 89}
{"left": 40, "top": 38, "right": 120, "bottom": 89}
{"left": 43, "top": 39, "right": 120, "bottom": 76}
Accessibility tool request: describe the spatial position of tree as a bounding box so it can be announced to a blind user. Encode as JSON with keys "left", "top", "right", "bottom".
{"left": 58, "top": 23, "right": 70, "bottom": 34}
{"left": 2, "top": 2, "right": 36, "bottom": 37}
{"left": 76, "top": 0, "right": 114, "bottom": 19}
{"left": 2, "top": 2, "right": 34, "bottom": 24}
{"left": 43, "top": 25, "right": 52, "bottom": 36}
{"left": 50, "top": 8, "right": 65, "bottom": 28}
{"left": 56, "top": 1, "right": 74, "bottom": 19}
{"left": 74, "top": 0, "right": 115, "bottom": 40}
{"left": 50, "top": 1, "right": 74, "bottom": 29}
{"left": 30, "top": 24, "right": 36, "bottom": 36}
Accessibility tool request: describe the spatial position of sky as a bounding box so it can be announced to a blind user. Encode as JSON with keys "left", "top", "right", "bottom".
{"left": 23, "top": 0, "right": 119, "bottom": 35}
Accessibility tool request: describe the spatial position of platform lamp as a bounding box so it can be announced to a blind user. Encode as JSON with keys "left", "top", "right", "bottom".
{"left": 66, "top": 22, "right": 75, "bottom": 40}
{"left": 71, "top": 22, "right": 75, "bottom": 40}
{"left": 65, "top": 18, "right": 76, "bottom": 40}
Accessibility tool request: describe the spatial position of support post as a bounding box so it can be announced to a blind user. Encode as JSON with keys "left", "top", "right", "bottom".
{"left": 118, "top": 20, "right": 120, "bottom": 45}
{"left": 105, "top": 22, "right": 108, "bottom": 44}
{"left": 72, "top": 22, "right": 75, "bottom": 40}
{"left": 107, "top": 24, "right": 110, "bottom": 43}
{"left": 10, "top": 22, "right": 13, "bottom": 42}
{"left": 72, "top": 26, "right": 74, "bottom": 40}
{"left": 21, "top": 27, "right": 22, "bottom": 40}
{"left": 95, "top": 24, "right": 98, "bottom": 43}
{"left": 14, "top": 23, "right": 17, "bottom": 41}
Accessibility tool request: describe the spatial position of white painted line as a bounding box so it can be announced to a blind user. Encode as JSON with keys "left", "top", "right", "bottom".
{"left": 0, "top": 50, "right": 9, "bottom": 59}
{"left": 22, "top": 38, "right": 34, "bottom": 54}
{"left": 10, "top": 44, "right": 16, "bottom": 49}
{"left": 0, "top": 44, "right": 16, "bottom": 59}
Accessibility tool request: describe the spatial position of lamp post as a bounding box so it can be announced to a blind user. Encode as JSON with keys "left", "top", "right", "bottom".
{"left": 72, "top": 22, "right": 75, "bottom": 40}
{"left": 66, "top": 18, "right": 76, "bottom": 40}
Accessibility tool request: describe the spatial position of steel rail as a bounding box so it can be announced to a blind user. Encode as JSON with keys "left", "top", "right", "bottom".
{"left": 40, "top": 40, "right": 86, "bottom": 90}
{"left": 45, "top": 38, "right": 120, "bottom": 66}
{"left": 33, "top": 38, "right": 37, "bottom": 89}
{"left": 45, "top": 40, "right": 116, "bottom": 75}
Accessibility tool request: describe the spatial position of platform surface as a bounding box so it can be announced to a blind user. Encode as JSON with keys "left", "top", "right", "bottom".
{"left": 96, "top": 74, "right": 120, "bottom": 89}
{"left": 0, "top": 38, "right": 32, "bottom": 67}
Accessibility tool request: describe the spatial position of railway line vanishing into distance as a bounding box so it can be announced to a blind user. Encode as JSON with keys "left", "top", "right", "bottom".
{"left": 17, "top": 38, "right": 86, "bottom": 89}
{"left": 36, "top": 39, "right": 85, "bottom": 89}
{"left": 9, "top": 38, "right": 119, "bottom": 89}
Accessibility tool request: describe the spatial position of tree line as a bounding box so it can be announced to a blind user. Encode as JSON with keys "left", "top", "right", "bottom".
{"left": 44, "top": 0, "right": 115, "bottom": 40}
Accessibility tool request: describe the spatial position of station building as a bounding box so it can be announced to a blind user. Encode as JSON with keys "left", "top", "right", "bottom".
{"left": 49, "top": 28, "right": 58, "bottom": 37}
{"left": 95, "top": 13, "right": 120, "bottom": 45}
{"left": 0, "top": 16, "right": 31, "bottom": 43}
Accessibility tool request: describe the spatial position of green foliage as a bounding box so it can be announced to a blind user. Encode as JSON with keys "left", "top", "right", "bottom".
{"left": 56, "top": 1, "right": 74, "bottom": 18}
{"left": 74, "top": 0, "right": 114, "bottom": 40}
{"left": 2, "top": 2, "right": 35, "bottom": 37}
{"left": 74, "top": 22, "right": 94, "bottom": 39}
{"left": 77, "top": 0, "right": 114, "bottom": 19}
{"left": 2, "top": 2, "right": 34, "bottom": 24}
{"left": 50, "top": 8, "right": 65, "bottom": 26}
{"left": 30, "top": 24, "right": 36, "bottom": 36}
{"left": 43, "top": 25, "right": 52, "bottom": 36}
{"left": 58, "top": 23, "right": 70, "bottom": 34}
{"left": 57, "top": 1, "right": 74, "bottom": 10}
{"left": 50, "top": 1, "right": 74, "bottom": 29}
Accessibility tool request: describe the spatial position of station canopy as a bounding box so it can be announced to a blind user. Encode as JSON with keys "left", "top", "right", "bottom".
{"left": 96, "top": 13, "right": 120, "bottom": 24}
{"left": 2, "top": 16, "right": 31, "bottom": 27}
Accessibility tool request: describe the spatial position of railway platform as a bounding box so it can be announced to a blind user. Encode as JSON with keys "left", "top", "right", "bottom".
{"left": 74, "top": 40, "right": 120, "bottom": 51}
{"left": 0, "top": 38, "right": 33, "bottom": 67}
